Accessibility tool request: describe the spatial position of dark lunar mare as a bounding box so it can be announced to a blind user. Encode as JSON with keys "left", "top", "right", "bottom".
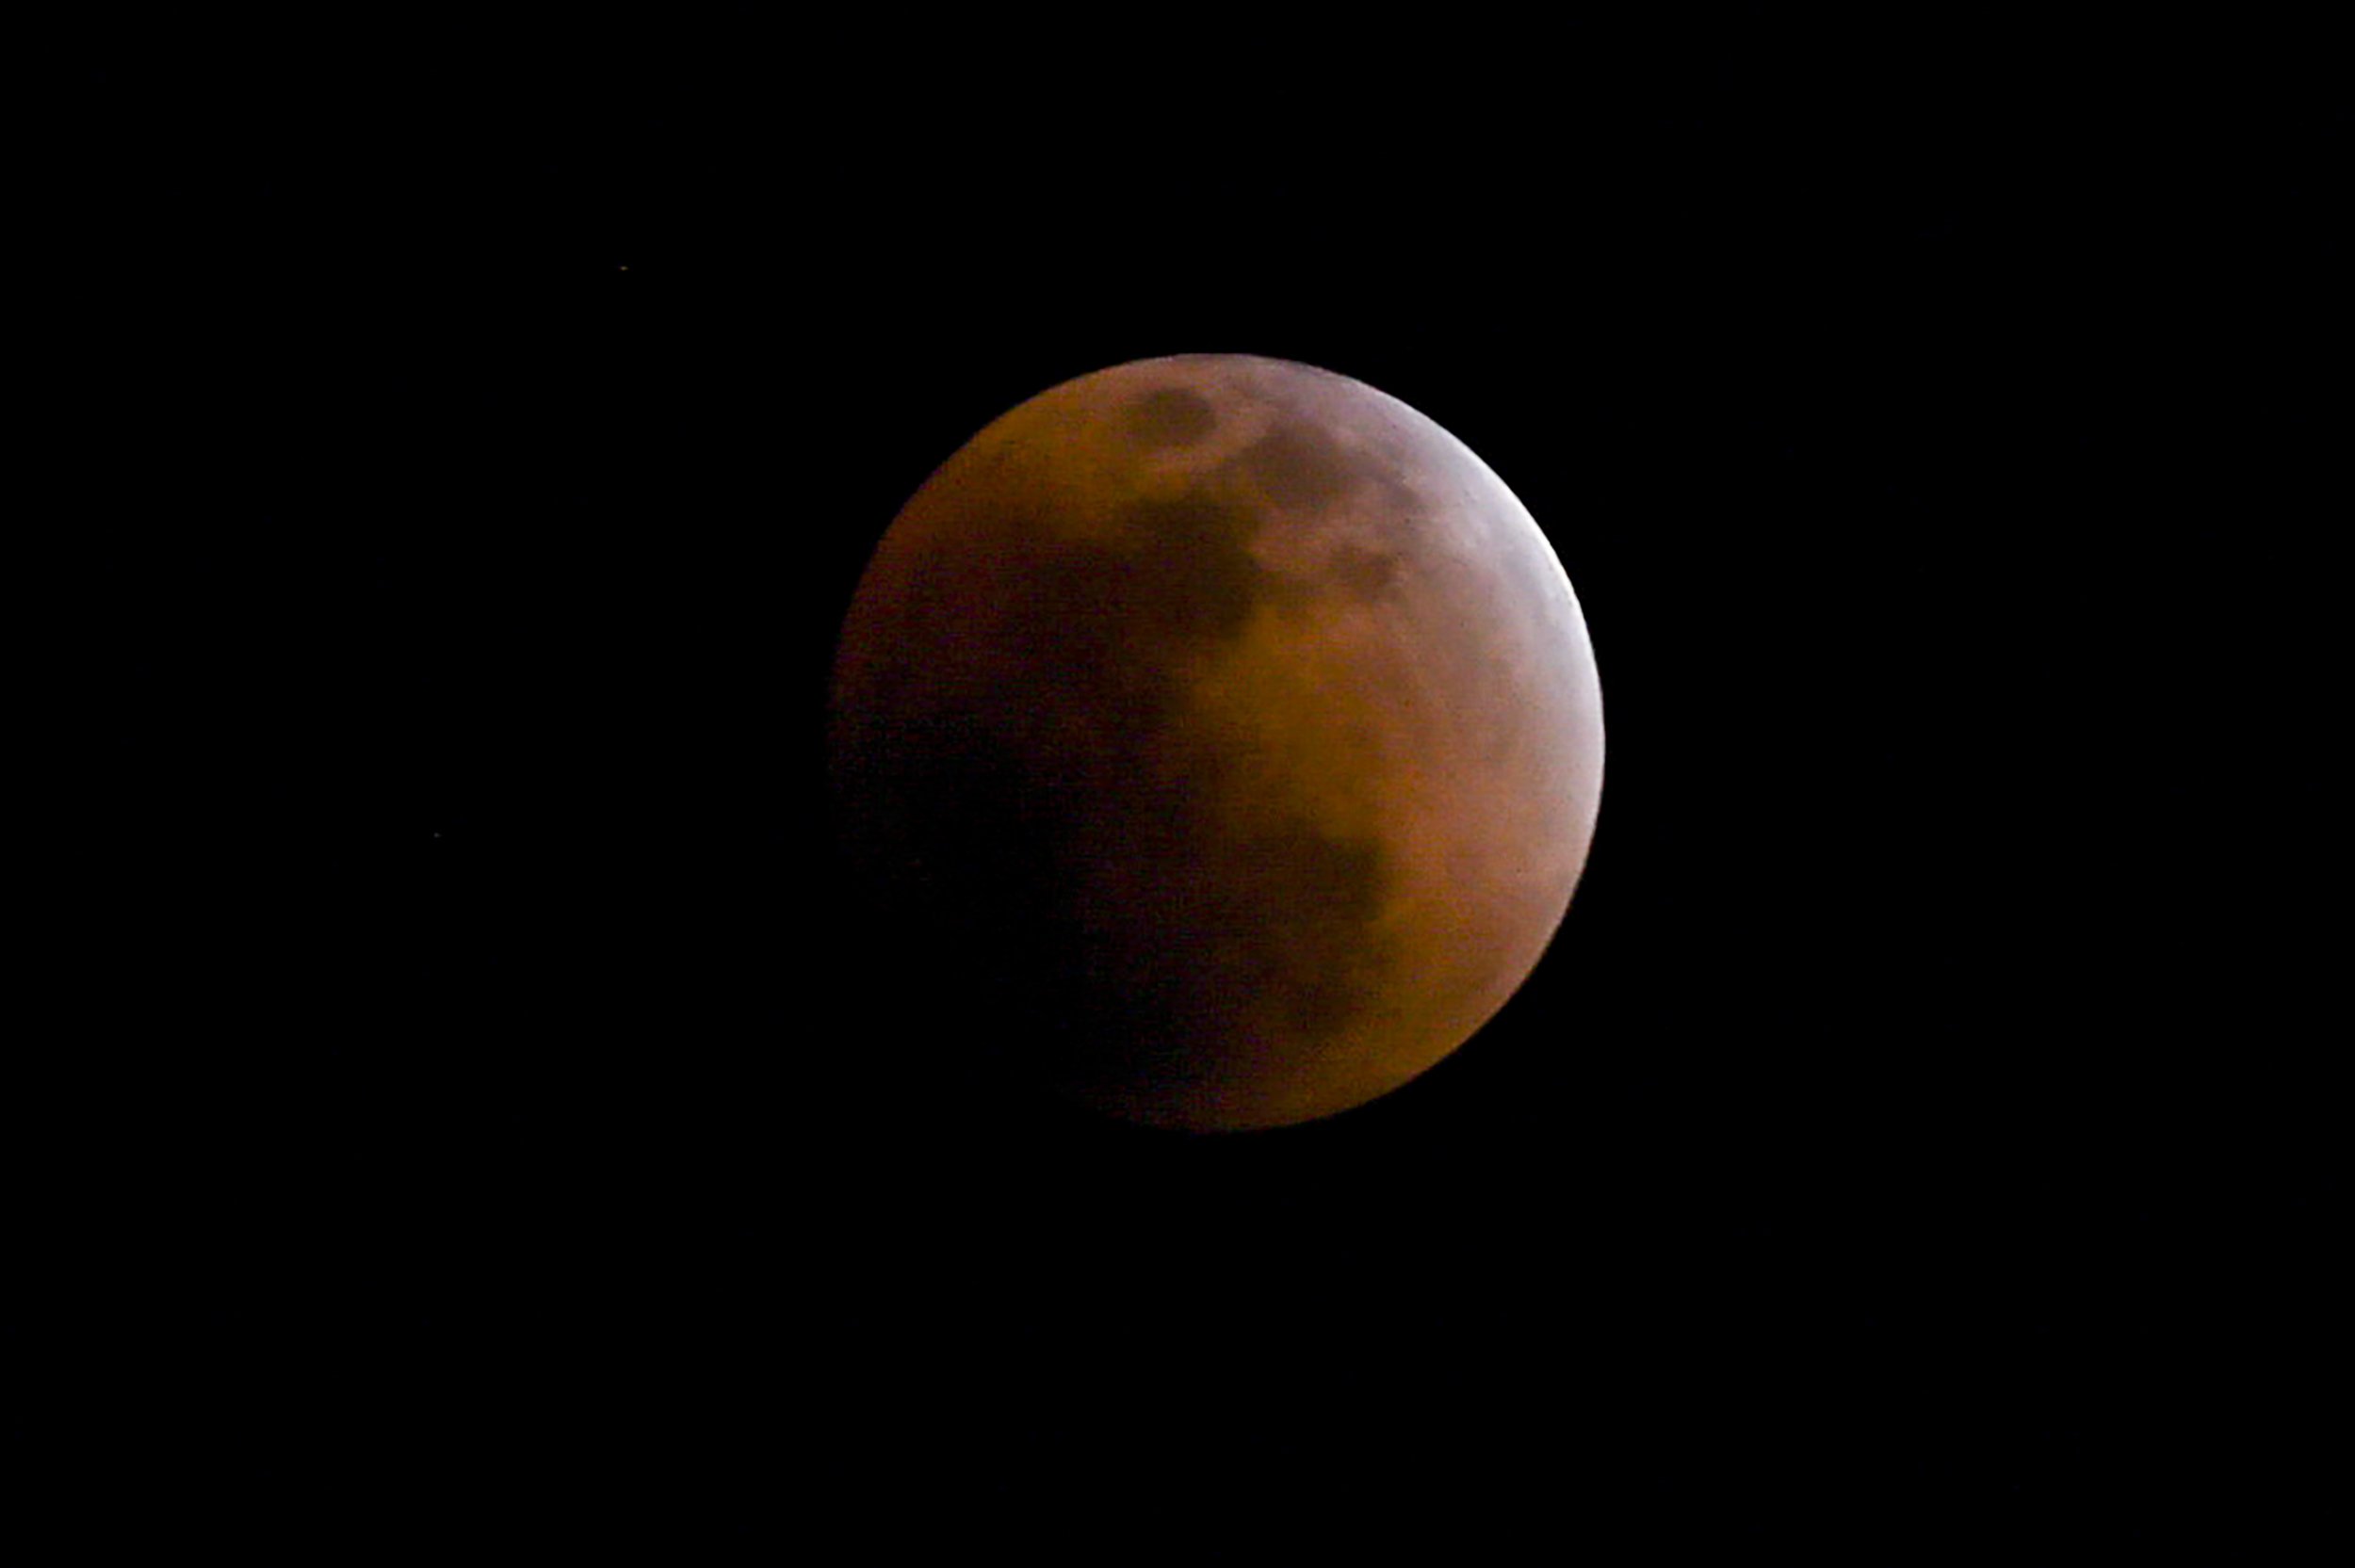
{"left": 832, "top": 428, "right": 1397, "bottom": 1123}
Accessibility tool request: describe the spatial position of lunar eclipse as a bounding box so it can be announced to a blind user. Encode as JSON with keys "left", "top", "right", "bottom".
{"left": 828, "top": 355, "right": 1603, "bottom": 1131}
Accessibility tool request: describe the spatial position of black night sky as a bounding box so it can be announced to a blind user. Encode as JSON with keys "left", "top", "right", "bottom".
{"left": 70, "top": 14, "right": 2331, "bottom": 1551}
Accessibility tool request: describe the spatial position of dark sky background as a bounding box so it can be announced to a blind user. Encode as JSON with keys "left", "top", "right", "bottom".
{"left": 73, "top": 14, "right": 2331, "bottom": 1551}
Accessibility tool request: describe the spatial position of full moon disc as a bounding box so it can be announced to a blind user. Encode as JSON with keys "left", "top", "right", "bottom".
{"left": 828, "top": 355, "right": 1603, "bottom": 1131}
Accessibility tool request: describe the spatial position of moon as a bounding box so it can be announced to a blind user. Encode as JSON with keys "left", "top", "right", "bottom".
{"left": 828, "top": 355, "right": 1603, "bottom": 1131}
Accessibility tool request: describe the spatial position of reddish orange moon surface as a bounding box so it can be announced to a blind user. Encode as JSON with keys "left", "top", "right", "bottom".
{"left": 828, "top": 355, "right": 1603, "bottom": 1131}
